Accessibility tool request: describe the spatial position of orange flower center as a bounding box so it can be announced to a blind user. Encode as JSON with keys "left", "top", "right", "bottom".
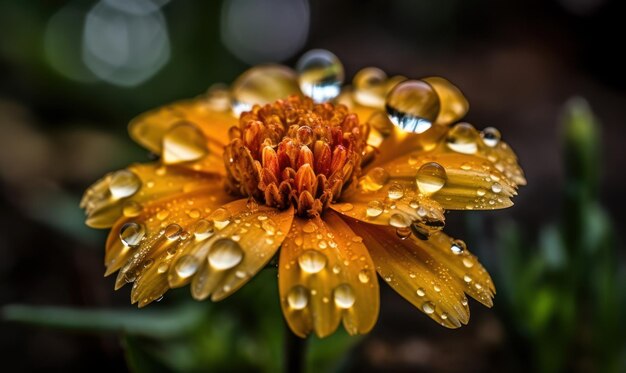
{"left": 224, "top": 96, "right": 368, "bottom": 217}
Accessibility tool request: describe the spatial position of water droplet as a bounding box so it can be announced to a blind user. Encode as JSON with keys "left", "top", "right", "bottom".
{"left": 109, "top": 170, "right": 141, "bottom": 199}
{"left": 441, "top": 312, "right": 449, "bottom": 320}
{"left": 339, "top": 203, "right": 354, "bottom": 212}
{"left": 302, "top": 221, "right": 317, "bottom": 233}
{"left": 156, "top": 210, "right": 170, "bottom": 220}
{"left": 232, "top": 65, "right": 299, "bottom": 115}
{"left": 367, "top": 110, "right": 394, "bottom": 137}
{"left": 476, "top": 188, "right": 486, "bottom": 197}
{"left": 433, "top": 285, "right": 441, "bottom": 292}
{"left": 387, "top": 182, "right": 405, "bottom": 200}
{"left": 296, "top": 49, "right": 344, "bottom": 103}
{"left": 318, "top": 240, "right": 328, "bottom": 249}
{"left": 358, "top": 269, "right": 371, "bottom": 283}
{"left": 163, "top": 123, "right": 208, "bottom": 164}
{"left": 475, "top": 283, "right": 483, "bottom": 290}
{"left": 193, "top": 219, "right": 214, "bottom": 240}
{"left": 422, "top": 76, "right": 469, "bottom": 125}
{"left": 119, "top": 222, "right": 145, "bottom": 247}
{"left": 122, "top": 201, "right": 142, "bottom": 217}
{"left": 447, "top": 122, "right": 478, "bottom": 154}
{"left": 157, "top": 263, "right": 169, "bottom": 274}
{"left": 462, "top": 257, "right": 474, "bottom": 268}
{"left": 491, "top": 183, "right": 502, "bottom": 194}
{"left": 385, "top": 80, "right": 440, "bottom": 133}
{"left": 187, "top": 209, "right": 201, "bottom": 219}
{"left": 208, "top": 238, "right": 243, "bottom": 270}
{"left": 175, "top": 255, "right": 199, "bottom": 278}
{"left": 422, "top": 301, "right": 435, "bottom": 314}
{"left": 261, "top": 219, "right": 277, "bottom": 235}
{"left": 481, "top": 127, "right": 501, "bottom": 147}
{"left": 332, "top": 264, "right": 341, "bottom": 274}
{"left": 298, "top": 250, "right": 327, "bottom": 273}
{"left": 451, "top": 239, "right": 466, "bottom": 255}
{"left": 287, "top": 285, "right": 309, "bottom": 310}
{"left": 143, "top": 259, "right": 154, "bottom": 268}
{"left": 164, "top": 224, "right": 183, "bottom": 240}
{"left": 333, "top": 284, "right": 356, "bottom": 309}
{"left": 416, "top": 207, "right": 427, "bottom": 217}
{"left": 464, "top": 274, "right": 473, "bottom": 283}
{"left": 416, "top": 162, "right": 447, "bottom": 195}
{"left": 210, "top": 208, "right": 231, "bottom": 230}
{"left": 389, "top": 213, "right": 410, "bottom": 228}
{"left": 396, "top": 227, "right": 412, "bottom": 239}
{"left": 416, "top": 288, "right": 426, "bottom": 297}
{"left": 462, "top": 298, "right": 468, "bottom": 306}
{"left": 353, "top": 67, "right": 387, "bottom": 107}
{"left": 296, "top": 125, "right": 314, "bottom": 146}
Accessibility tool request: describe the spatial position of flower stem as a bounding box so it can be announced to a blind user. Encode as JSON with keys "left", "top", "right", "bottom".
{"left": 285, "top": 328, "right": 306, "bottom": 373}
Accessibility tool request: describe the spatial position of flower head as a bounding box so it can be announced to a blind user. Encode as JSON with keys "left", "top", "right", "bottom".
{"left": 81, "top": 50, "right": 525, "bottom": 337}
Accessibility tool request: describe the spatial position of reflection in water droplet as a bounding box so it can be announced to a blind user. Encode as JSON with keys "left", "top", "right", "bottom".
{"left": 416, "top": 162, "right": 447, "bottom": 195}
{"left": 175, "top": 255, "right": 200, "bottom": 278}
{"left": 358, "top": 269, "right": 371, "bottom": 283}
{"left": 387, "top": 182, "right": 404, "bottom": 200}
{"left": 491, "top": 183, "right": 502, "bottom": 194}
{"left": 353, "top": 67, "right": 387, "bottom": 107}
{"left": 385, "top": 80, "right": 440, "bottom": 133}
{"left": 447, "top": 122, "right": 479, "bottom": 154}
{"left": 232, "top": 65, "right": 299, "bottom": 116}
{"left": 287, "top": 285, "right": 309, "bottom": 310}
{"left": 389, "top": 213, "right": 410, "bottom": 228}
{"left": 481, "top": 127, "right": 501, "bottom": 147}
{"left": 208, "top": 238, "right": 243, "bottom": 270}
{"left": 333, "top": 284, "right": 356, "bottom": 309}
{"left": 422, "top": 301, "right": 435, "bottom": 314}
{"left": 450, "top": 239, "right": 466, "bottom": 255}
{"left": 120, "top": 222, "right": 145, "bottom": 247}
{"left": 210, "top": 208, "right": 231, "bottom": 230}
{"left": 109, "top": 170, "right": 141, "bottom": 199}
{"left": 396, "top": 227, "right": 412, "bottom": 239}
{"left": 366, "top": 200, "right": 384, "bottom": 217}
{"left": 193, "top": 219, "right": 215, "bottom": 240}
{"left": 157, "top": 263, "right": 169, "bottom": 274}
{"left": 164, "top": 224, "right": 183, "bottom": 240}
{"left": 422, "top": 76, "right": 469, "bottom": 125}
{"left": 296, "top": 49, "right": 344, "bottom": 103}
{"left": 163, "top": 123, "right": 208, "bottom": 164}
{"left": 298, "top": 250, "right": 327, "bottom": 273}
{"left": 416, "top": 288, "right": 426, "bottom": 297}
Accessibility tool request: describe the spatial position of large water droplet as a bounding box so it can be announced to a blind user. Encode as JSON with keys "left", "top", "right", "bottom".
{"left": 208, "top": 238, "right": 243, "bottom": 270}
{"left": 415, "top": 162, "right": 447, "bottom": 195}
{"left": 353, "top": 67, "right": 387, "bottom": 107}
{"left": 480, "top": 127, "right": 501, "bottom": 147}
{"left": 287, "top": 285, "right": 309, "bottom": 310}
{"left": 298, "top": 250, "right": 327, "bottom": 273}
{"left": 120, "top": 222, "right": 145, "bottom": 247}
{"left": 109, "top": 170, "right": 141, "bottom": 199}
{"left": 164, "top": 224, "right": 183, "bottom": 240}
{"left": 193, "top": 219, "right": 214, "bottom": 240}
{"left": 366, "top": 200, "right": 384, "bottom": 218}
{"left": 175, "top": 255, "right": 200, "bottom": 278}
{"left": 162, "top": 123, "right": 208, "bottom": 164}
{"left": 296, "top": 49, "right": 344, "bottom": 103}
{"left": 389, "top": 213, "right": 410, "bottom": 228}
{"left": 416, "top": 288, "right": 426, "bottom": 297}
{"left": 447, "top": 122, "right": 479, "bottom": 154}
{"left": 232, "top": 65, "right": 299, "bottom": 116}
{"left": 333, "top": 284, "right": 356, "bottom": 309}
{"left": 385, "top": 80, "right": 440, "bottom": 133}
{"left": 422, "top": 301, "right": 435, "bottom": 314}
{"left": 210, "top": 208, "right": 231, "bottom": 230}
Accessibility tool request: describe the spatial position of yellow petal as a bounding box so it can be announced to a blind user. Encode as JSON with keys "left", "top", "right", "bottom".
{"left": 279, "top": 211, "right": 379, "bottom": 337}
{"left": 423, "top": 76, "right": 469, "bottom": 126}
{"left": 184, "top": 200, "right": 294, "bottom": 301}
{"left": 81, "top": 163, "right": 224, "bottom": 228}
{"left": 129, "top": 95, "right": 236, "bottom": 149}
{"left": 344, "top": 219, "right": 470, "bottom": 328}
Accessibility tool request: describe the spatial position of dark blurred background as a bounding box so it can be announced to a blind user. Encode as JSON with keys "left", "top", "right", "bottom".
{"left": 1, "top": 0, "right": 624, "bottom": 372}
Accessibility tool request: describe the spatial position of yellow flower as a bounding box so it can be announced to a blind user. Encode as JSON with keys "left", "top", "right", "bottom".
{"left": 81, "top": 50, "right": 525, "bottom": 338}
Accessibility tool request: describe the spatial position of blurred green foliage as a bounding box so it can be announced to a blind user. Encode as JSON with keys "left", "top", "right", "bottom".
{"left": 496, "top": 98, "right": 626, "bottom": 373}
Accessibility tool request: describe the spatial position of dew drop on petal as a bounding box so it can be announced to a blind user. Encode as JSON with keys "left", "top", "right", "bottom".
{"left": 416, "top": 288, "right": 426, "bottom": 297}
{"left": 387, "top": 182, "right": 405, "bottom": 200}
{"left": 366, "top": 200, "right": 384, "bottom": 218}
{"left": 296, "top": 125, "right": 314, "bottom": 145}
{"left": 396, "top": 227, "right": 412, "bottom": 239}
{"left": 261, "top": 219, "right": 277, "bottom": 235}
{"left": 358, "top": 269, "right": 371, "bottom": 283}
{"left": 162, "top": 123, "right": 208, "bottom": 164}
{"left": 353, "top": 67, "right": 387, "bottom": 107}
{"left": 122, "top": 201, "right": 142, "bottom": 217}
{"left": 362, "top": 167, "right": 389, "bottom": 191}
{"left": 491, "top": 183, "right": 502, "bottom": 194}
{"left": 333, "top": 284, "right": 356, "bottom": 309}
{"left": 385, "top": 80, "right": 440, "bottom": 133}
{"left": 193, "top": 219, "right": 215, "bottom": 240}
{"left": 389, "top": 213, "right": 410, "bottom": 228}
{"left": 232, "top": 65, "right": 299, "bottom": 116}
{"left": 119, "top": 222, "right": 145, "bottom": 247}
{"left": 210, "top": 208, "right": 231, "bottom": 230}
{"left": 287, "top": 285, "right": 309, "bottom": 310}
{"left": 208, "top": 238, "right": 243, "bottom": 270}
{"left": 481, "top": 127, "right": 501, "bottom": 147}
{"left": 298, "top": 250, "right": 327, "bottom": 273}
{"left": 175, "top": 255, "right": 200, "bottom": 278}
{"left": 157, "top": 263, "right": 169, "bottom": 274}
{"left": 164, "top": 224, "right": 183, "bottom": 240}
{"left": 415, "top": 162, "right": 447, "bottom": 195}
{"left": 422, "top": 301, "right": 435, "bottom": 314}
{"left": 447, "top": 122, "right": 479, "bottom": 154}
{"left": 109, "top": 170, "right": 141, "bottom": 199}
{"left": 302, "top": 221, "right": 317, "bottom": 233}
{"left": 462, "top": 257, "right": 474, "bottom": 268}
{"left": 296, "top": 49, "right": 344, "bottom": 103}
{"left": 450, "top": 239, "right": 466, "bottom": 255}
